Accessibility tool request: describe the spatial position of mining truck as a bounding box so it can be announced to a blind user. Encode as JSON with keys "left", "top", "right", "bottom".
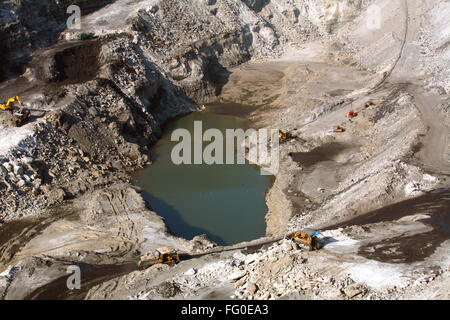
{"left": 288, "top": 231, "right": 321, "bottom": 251}
{"left": 138, "top": 246, "right": 180, "bottom": 269}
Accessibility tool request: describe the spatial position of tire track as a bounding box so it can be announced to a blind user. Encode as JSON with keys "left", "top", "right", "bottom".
{"left": 370, "top": 0, "right": 409, "bottom": 92}
{"left": 0, "top": 209, "right": 77, "bottom": 269}
{"left": 105, "top": 190, "right": 140, "bottom": 258}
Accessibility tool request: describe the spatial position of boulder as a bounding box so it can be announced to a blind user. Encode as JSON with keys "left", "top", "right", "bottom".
{"left": 191, "top": 234, "right": 216, "bottom": 250}
{"left": 155, "top": 281, "right": 181, "bottom": 298}
{"left": 17, "top": 179, "right": 26, "bottom": 188}
{"left": 47, "top": 188, "right": 66, "bottom": 202}
{"left": 343, "top": 284, "right": 366, "bottom": 299}
{"left": 228, "top": 270, "right": 247, "bottom": 283}
{"left": 184, "top": 268, "right": 197, "bottom": 276}
{"left": 245, "top": 254, "right": 258, "bottom": 265}
{"left": 246, "top": 282, "right": 258, "bottom": 295}
{"left": 13, "top": 164, "right": 24, "bottom": 176}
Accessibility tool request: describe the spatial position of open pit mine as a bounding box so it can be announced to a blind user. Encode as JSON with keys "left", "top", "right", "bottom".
{"left": 0, "top": 0, "right": 449, "bottom": 302}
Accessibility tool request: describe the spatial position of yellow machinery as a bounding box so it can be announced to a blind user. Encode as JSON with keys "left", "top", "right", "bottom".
{"left": 1, "top": 96, "right": 22, "bottom": 111}
{"left": 333, "top": 126, "right": 344, "bottom": 133}
{"left": 138, "top": 246, "right": 180, "bottom": 269}
{"left": 1, "top": 96, "right": 30, "bottom": 127}
{"left": 279, "top": 130, "right": 294, "bottom": 142}
{"left": 289, "top": 231, "right": 320, "bottom": 251}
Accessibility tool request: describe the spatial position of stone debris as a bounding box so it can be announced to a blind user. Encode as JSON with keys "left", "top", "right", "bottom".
{"left": 0, "top": 0, "right": 448, "bottom": 301}
{"left": 228, "top": 270, "right": 247, "bottom": 283}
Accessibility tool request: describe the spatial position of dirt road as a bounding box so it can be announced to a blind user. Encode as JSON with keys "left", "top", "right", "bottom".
{"left": 386, "top": 0, "right": 449, "bottom": 175}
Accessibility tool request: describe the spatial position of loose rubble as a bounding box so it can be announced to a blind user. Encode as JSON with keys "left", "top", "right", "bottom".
{"left": 0, "top": 0, "right": 449, "bottom": 300}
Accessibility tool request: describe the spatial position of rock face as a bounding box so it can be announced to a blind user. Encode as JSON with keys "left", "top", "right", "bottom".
{"left": 0, "top": 0, "right": 332, "bottom": 222}
{"left": 2, "top": 0, "right": 367, "bottom": 86}
{"left": 228, "top": 270, "right": 247, "bottom": 283}
{"left": 190, "top": 234, "right": 217, "bottom": 252}
{"left": 0, "top": 0, "right": 114, "bottom": 81}
{"left": 155, "top": 281, "right": 182, "bottom": 298}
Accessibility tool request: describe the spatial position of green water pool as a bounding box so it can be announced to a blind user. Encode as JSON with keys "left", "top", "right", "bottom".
{"left": 133, "top": 109, "right": 271, "bottom": 245}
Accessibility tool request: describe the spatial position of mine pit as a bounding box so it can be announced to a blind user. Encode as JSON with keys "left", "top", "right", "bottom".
{"left": 0, "top": 0, "right": 449, "bottom": 302}
{"left": 52, "top": 41, "right": 101, "bottom": 84}
{"left": 133, "top": 108, "right": 272, "bottom": 246}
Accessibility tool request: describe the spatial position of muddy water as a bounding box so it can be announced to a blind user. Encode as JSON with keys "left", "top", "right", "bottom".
{"left": 134, "top": 108, "right": 271, "bottom": 246}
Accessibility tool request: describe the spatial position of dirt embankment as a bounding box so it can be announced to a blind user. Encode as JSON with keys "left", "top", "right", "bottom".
{"left": 0, "top": 0, "right": 114, "bottom": 82}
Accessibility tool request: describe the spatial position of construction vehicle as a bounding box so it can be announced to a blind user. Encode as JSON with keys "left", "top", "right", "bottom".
{"left": 138, "top": 246, "right": 180, "bottom": 269}
{"left": 12, "top": 108, "right": 31, "bottom": 127}
{"left": 348, "top": 110, "right": 357, "bottom": 118}
{"left": 1, "top": 96, "right": 22, "bottom": 111}
{"left": 288, "top": 231, "right": 320, "bottom": 251}
{"left": 279, "top": 130, "right": 295, "bottom": 142}
{"left": 1, "top": 96, "right": 30, "bottom": 127}
{"left": 333, "top": 126, "right": 344, "bottom": 133}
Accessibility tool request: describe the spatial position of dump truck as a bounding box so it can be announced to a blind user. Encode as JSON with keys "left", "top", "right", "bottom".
{"left": 287, "top": 231, "right": 320, "bottom": 251}
{"left": 138, "top": 246, "right": 180, "bottom": 269}
{"left": 348, "top": 110, "right": 357, "bottom": 118}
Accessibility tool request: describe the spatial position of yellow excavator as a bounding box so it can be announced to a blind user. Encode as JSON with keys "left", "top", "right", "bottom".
{"left": 0, "top": 96, "right": 22, "bottom": 111}
{"left": 0, "top": 96, "right": 30, "bottom": 127}
{"left": 138, "top": 246, "right": 180, "bottom": 270}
